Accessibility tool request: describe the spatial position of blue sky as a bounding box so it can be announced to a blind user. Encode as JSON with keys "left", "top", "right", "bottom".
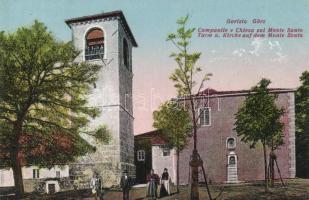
{"left": 1, "top": 0, "right": 308, "bottom": 133}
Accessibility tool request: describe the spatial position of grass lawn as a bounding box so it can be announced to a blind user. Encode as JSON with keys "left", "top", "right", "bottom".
{"left": 100, "top": 179, "right": 309, "bottom": 200}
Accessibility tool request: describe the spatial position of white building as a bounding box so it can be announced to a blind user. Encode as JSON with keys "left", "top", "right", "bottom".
{"left": 0, "top": 166, "right": 69, "bottom": 188}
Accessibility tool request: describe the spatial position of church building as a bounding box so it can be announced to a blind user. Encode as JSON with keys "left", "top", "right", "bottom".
{"left": 135, "top": 88, "right": 296, "bottom": 184}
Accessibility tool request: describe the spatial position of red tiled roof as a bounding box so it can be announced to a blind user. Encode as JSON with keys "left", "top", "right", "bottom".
{"left": 135, "top": 130, "right": 167, "bottom": 145}
{"left": 135, "top": 130, "right": 161, "bottom": 138}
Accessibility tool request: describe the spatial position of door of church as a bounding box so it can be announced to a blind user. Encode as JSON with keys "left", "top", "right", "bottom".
{"left": 227, "top": 152, "right": 238, "bottom": 183}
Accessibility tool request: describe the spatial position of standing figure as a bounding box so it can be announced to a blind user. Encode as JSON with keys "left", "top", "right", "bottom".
{"left": 146, "top": 169, "right": 160, "bottom": 200}
{"left": 120, "top": 170, "right": 132, "bottom": 200}
{"left": 160, "top": 168, "right": 171, "bottom": 197}
{"left": 90, "top": 173, "right": 97, "bottom": 195}
{"left": 90, "top": 173, "right": 103, "bottom": 200}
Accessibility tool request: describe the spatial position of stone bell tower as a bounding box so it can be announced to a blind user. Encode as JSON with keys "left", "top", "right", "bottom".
{"left": 65, "top": 10, "right": 137, "bottom": 186}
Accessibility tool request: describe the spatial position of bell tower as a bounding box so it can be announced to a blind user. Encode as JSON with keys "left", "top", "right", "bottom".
{"left": 65, "top": 10, "right": 137, "bottom": 186}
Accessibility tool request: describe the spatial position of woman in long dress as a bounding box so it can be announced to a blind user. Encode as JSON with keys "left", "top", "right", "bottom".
{"left": 160, "top": 168, "right": 170, "bottom": 197}
{"left": 146, "top": 169, "right": 160, "bottom": 200}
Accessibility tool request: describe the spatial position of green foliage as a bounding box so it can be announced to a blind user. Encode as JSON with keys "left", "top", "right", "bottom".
{"left": 167, "top": 15, "right": 212, "bottom": 97}
{"left": 234, "top": 78, "right": 284, "bottom": 190}
{"left": 234, "top": 78, "right": 284, "bottom": 149}
{"left": 0, "top": 20, "right": 110, "bottom": 169}
{"left": 153, "top": 101, "right": 192, "bottom": 151}
{"left": 296, "top": 71, "right": 309, "bottom": 177}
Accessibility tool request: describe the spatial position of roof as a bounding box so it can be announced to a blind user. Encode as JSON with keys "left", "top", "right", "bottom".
{"left": 135, "top": 130, "right": 167, "bottom": 145}
{"left": 65, "top": 10, "right": 138, "bottom": 47}
{"left": 198, "top": 88, "right": 295, "bottom": 96}
{"left": 135, "top": 130, "right": 160, "bottom": 138}
{"left": 173, "top": 88, "right": 296, "bottom": 101}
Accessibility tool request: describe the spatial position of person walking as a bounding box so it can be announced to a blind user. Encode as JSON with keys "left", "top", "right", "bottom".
{"left": 120, "top": 170, "right": 132, "bottom": 200}
{"left": 146, "top": 169, "right": 160, "bottom": 200}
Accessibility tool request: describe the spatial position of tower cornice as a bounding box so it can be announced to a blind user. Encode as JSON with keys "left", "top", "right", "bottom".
{"left": 65, "top": 10, "right": 138, "bottom": 47}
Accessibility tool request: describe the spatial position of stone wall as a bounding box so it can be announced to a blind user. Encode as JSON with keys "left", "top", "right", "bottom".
{"left": 68, "top": 15, "right": 135, "bottom": 187}
{"left": 288, "top": 92, "right": 296, "bottom": 178}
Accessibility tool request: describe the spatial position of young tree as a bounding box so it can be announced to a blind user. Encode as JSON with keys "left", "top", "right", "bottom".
{"left": 296, "top": 71, "right": 309, "bottom": 178}
{"left": 167, "top": 15, "right": 212, "bottom": 200}
{"left": 234, "top": 78, "right": 284, "bottom": 191}
{"left": 0, "top": 21, "right": 109, "bottom": 197}
{"left": 153, "top": 101, "right": 193, "bottom": 193}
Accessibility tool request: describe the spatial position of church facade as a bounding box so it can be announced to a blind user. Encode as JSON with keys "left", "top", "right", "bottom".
{"left": 135, "top": 88, "right": 296, "bottom": 184}
{"left": 65, "top": 11, "right": 137, "bottom": 187}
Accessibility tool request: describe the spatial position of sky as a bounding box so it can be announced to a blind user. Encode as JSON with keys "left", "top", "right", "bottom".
{"left": 1, "top": 0, "right": 308, "bottom": 134}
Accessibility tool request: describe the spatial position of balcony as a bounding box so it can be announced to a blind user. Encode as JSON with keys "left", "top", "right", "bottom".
{"left": 85, "top": 45, "right": 104, "bottom": 61}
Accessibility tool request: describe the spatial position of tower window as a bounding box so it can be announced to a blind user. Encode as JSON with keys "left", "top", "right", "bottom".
{"left": 85, "top": 28, "right": 104, "bottom": 60}
{"left": 123, "top": 38, "right": 129, "bottom": 70}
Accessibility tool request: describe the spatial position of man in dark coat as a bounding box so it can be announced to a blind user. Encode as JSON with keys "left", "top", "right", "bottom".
{"left": 120, "top": 170, "right": 131, "bottom": 200}
{"left": 95, "top": 173, "right": 103, "bottom": 200}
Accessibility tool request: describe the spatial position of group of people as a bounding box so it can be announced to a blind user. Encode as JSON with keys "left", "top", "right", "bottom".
{"left": 147, "top": 168, "right": 171, "bottom": 199}
{"left": 90, "top": 170, "right": 132, "bottom": 200}
{"left": 90, "top": 168, "right": 171, "bottom": 200}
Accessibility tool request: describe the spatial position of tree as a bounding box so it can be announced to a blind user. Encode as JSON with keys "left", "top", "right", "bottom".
{"left": 167, "top": 15, "right": 212, "bottom": 200}
{"left": 153, "top": 101, "right": 193, "bottom": 193}
{"left": 234, "top": 78, "right": 284, "bottom": 191}
{"left": 296, "top": 71, "right": 309, "bottom": 178}
{"left": 0, "top": 21, "right": 109, "bottom": 197}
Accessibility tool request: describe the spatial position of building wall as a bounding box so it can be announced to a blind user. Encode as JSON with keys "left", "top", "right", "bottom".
{"left": 153, "top": 92, "right": 296, "bottom": 184}
{"left": 118, "top": 20, "right": 135, "bottom": 177}
{"left": 68, "top": 16, "right": 135, "bottom": 187}
{"left": 152, "top": 146, "right": 177, "bottom": 183}
{"left": 134, "top": 137, "right": 152, "bottom": 183}
{"left": 0, "top": 166, "right": 69, "bottom": 187}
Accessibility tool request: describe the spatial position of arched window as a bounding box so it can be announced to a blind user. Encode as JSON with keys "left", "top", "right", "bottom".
{"left": 229, "top": 156, "right": 236, "bottom": 165}
{"left": 123, "top": 38, "right": 129, "bottom": 70}
{"left": 85, "top": 28, "right": 104, "bottom": 60}
{"left": 226, "top": 137, "right": 236, "bottom": 150}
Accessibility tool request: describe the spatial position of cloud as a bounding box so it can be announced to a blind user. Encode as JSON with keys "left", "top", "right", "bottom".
{"left": 232, "top": 48, "right": 246, "bottom": 57}
{"left": 231, "top": 39, "right": 287, "bottom": 63}
{"left": 271, "top": 51, "right": 287, "bottom": 63}
{"left": 249, "top": 38, "right": 265, "bottom": 56}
